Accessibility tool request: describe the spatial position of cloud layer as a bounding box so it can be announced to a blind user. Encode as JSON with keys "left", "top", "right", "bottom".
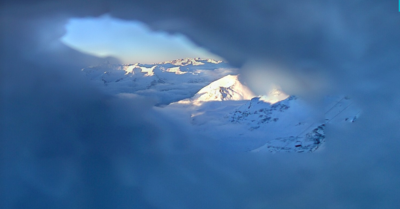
{"left": 1, "top": 0, "right": 400, "bottom": 208}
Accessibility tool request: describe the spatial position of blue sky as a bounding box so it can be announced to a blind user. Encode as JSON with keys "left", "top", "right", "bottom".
{"left": 61, "top": 14, "right": 221, "bottom": 64}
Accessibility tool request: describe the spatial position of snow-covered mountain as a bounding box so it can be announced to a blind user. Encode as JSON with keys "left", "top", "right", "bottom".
{"left": 81, "top": 58, "right": 236, "bottom": 105}
{"left": 82, "top": 58, "right": 360, "bottom": 153}
{"left": 232, "top": 95, "right": 360, "bottom": 153}
{"left": 165, "top": 74, "right": 360, "bottom": 153}
{"left": 159, "top": 58, "right": 223, "bottom": 66}
{"left": 230, "top": 96, "right": 297, "bottom": 130}
{"left": 178, "top": 75, "right": 255, "bottom": 106}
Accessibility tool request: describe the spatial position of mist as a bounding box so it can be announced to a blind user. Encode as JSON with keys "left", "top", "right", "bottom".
{"left": 1, "top": 0, "right": 400, "bottom": 208}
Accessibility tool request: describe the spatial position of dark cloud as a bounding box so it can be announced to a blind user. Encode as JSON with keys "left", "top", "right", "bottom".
{"left": 2, "top": 0, "right": 400, "bottom": 208}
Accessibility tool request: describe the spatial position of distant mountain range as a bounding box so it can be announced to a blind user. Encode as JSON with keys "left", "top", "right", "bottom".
{"left": 82, "top": 58, "right": 235, "bottom": 105}
{"left": 82, "top": 58, "right": 361, "bottom": 153}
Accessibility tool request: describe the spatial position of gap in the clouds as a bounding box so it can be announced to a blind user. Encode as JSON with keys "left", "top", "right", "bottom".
{"left": 64, "top": 15, "right": 360, "bottom": 154}
{"left": 60, "top": 14, "right": 222, "bottom": 64}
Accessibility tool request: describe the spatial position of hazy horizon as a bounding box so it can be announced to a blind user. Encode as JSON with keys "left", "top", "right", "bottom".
{"left": 61, "top": 14, "right": 222, "bottom": 64}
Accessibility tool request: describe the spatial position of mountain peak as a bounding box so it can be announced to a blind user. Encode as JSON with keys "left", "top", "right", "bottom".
{"left": 159, "top": 58, "right": 223, "bottom": 66}
{"left": 259, "top": 87, "right": 289, "bottom": 104}
{"left": 187, "top": 75, "right": 255, "bottom": 105}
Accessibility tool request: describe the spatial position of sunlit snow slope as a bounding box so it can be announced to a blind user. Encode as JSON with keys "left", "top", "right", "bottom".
{"left": 178, "top": 75, "right": 255, "bottom": 106}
